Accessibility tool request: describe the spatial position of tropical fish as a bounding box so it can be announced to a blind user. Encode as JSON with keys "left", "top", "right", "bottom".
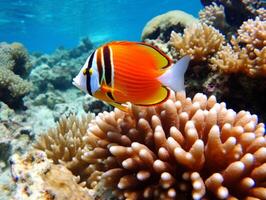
{"left": 73, "top": 41, "right": 190, "bottom": 112}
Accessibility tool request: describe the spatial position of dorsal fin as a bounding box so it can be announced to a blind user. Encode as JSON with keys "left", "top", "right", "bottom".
{"left": 137, "top": 42, "right": 172, "bottom": 70}
{"left": 106, "top": 41, "right": 172, "bottom": 70}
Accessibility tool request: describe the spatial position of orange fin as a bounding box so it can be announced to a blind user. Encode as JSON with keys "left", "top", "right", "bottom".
{"left": 136, "top": 42, "right": 172, "bottom": 70}
{"left": 107, "top": 41, "right": 172, "bottom": 70}
{"left": 135, "top": 86, "right": 170, "bottom": 106}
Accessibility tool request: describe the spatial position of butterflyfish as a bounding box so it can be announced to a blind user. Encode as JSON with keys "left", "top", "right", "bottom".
{"left": 73, "top": 41, "right": 190, "bottom": 112}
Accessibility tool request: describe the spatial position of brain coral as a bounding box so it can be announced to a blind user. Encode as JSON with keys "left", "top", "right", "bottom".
{"left": 34, "top": 91, "right": 266, "bottom": 200}
{"left": 141, "top": 10, "right": 198, "bottom": 42}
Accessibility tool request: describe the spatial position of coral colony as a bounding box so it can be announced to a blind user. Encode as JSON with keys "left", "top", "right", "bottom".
{"left": 31, "top": 91, "right": 265, "bottom": 199}
{"left": 0, "top": 1, "right": 265, "bottom": 200}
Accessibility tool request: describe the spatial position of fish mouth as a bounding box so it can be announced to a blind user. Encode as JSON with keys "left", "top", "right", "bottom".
{"left": 72, "top": 77, "right": 81, "bottom": 89}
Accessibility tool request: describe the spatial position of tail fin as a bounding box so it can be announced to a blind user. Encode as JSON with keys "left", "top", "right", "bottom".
{"left": 157, "top": 55, "right": 190, "bottom": 92}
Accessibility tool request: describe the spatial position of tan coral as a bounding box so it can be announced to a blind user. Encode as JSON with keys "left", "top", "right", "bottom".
{"left": 210, "top": 17, "right": 266, "bottom": 77}
{"left": 256, "top": 8, "right": 266, "bottom": 21}
{"left": 10, "top": 151, "right": 93, "bottom": 200}
{"left": 0, "top": 67, "right": 32, "bottom": 97}
{"left": 233, "top": 17, "right": 266, "bottom": 76}
{"left": 0, "top": 42, "right": 32, "bottom": 101}
{"left": 209, "top": 44, "right": 242, "bottom": 73}
{"left": 0, "top": 42, "right": 31, "bottom": 76}
{"left": 34, "top": 114, "right": 94, "bottom": 181}
{"left": 170, "top": 23, "right": 225, "bottom": 62}
{"left": 199, "top": 3, "right": 228, "bottom": 29}
{"left": 35, "top": 91, "right": 266, "bottom": 199}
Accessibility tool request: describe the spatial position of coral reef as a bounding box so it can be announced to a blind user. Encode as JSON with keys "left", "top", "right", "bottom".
{"left": 199, "top": 3, "right": 231, "bottom": 37}
{"left": 158, "top": 15, "right": 266, "bottom": 121}
{"left": 199, "top": 3, "right": 224, "bottom": 27}
{"left": 34, "top": 114, "right": 94, "bottom": 178}
{"left": 170, "top": 23, "right": 225, "bottom": 62}
{"left": 200, "top": 0, "right": 265, "bottom": 28}
{"left": 0, "top": 42, "right": 31, "bottom": 76}
{"left": 210, "top": 17, "right": 266, "bottom": 77}
{"left": 3, "top": 6, "right": 265, "bottom": 199}
{"left": 69, "top": 37, "right": 94, "bottom": 58}
{"left": 0, "top": 38, "right": 100, "bottom": 200}
{"left": 25, "top": 37, "right": 112, "bottom": 120}
{"left": 0, "top": 169, "right": 13, "bottom": 200}
{"left": 10, "top": 151, "right": 93, "bottom": 200}
{"left": 0, "top": 42, "right": 32, "bottom": 108}
{"left": 141, "top": 10, "right": 198, "bottom": 42}
{"left": 256, "top": 7, "right": 266, "bottom": 21}
{"left": 0, "top": 102, "right": 33, "bottom": 166}
{"left": 29, "top": 37, "right": 93, "bottom": 94}
{"left": 34, "top": 91, "right": 266, "bottom": 200}
{"left": 83, "top": 95, "right": 113, "bottom": 115}
{"left": 31, "top": 91, "right": 65, "bottom": 109}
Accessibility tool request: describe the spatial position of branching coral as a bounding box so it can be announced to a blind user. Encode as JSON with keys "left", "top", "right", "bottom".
{"left": 209, "top": 44, "right": 241, "bottom": 73}
{"left": 256, "top": 8, "right": 266, "bottom": 21}
{"left": 210, "top": 17, "right": 266, "bottom": 77}
{"left": 233, "top": 17, "right": 266, "bottom": 76}
{"left": 200, "top": 0, "right": 265, "bottom": 27}
{"left": 199, "top": 2, "right": 230, "bottom": 34}
{"left": 33, "top": 114, "right": 94, "bottom": 181}
{"left": 35, "top": 91, "right": 266, "bottom": 200}
{"left": 170, "top": 23, "right": 225, "bottom": 62}
{"left": 141, "top": 10, "right": 198, "bottom": 42}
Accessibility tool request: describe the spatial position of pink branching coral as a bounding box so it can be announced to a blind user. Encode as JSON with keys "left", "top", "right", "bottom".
{"left": 35, "top": 91, "right": 266, "bottom": 200}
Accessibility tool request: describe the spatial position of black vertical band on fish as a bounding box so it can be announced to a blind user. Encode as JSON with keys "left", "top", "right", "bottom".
{"left": 106, "top": 91, "right": 115, "bottom": 101}
{"left": 103, "top": 46, "right": 112, "bottom": 86}
{"left": 86, "top": 51, "right": 95, "bottom": 95}
{"left": 96, "top": 49, "right": 103, "bottom": 84}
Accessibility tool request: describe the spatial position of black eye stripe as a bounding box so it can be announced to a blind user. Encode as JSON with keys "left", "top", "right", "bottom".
{"left": 86, "top": 51, "right": 95, "bottom": 95}
{"left": 87, "top": 51, "right": 95, "bottom": 70}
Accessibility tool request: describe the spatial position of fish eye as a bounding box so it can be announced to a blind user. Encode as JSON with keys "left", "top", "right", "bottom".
{"left": 82, "top": 68, "right": 87, "bottom": 75}
{"left": 82, "top": 68, "right": 93, "bottom": 76}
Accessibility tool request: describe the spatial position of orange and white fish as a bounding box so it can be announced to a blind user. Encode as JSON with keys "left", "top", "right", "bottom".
{"left": 73, "top": 41, "right": 190, "bottom": 112}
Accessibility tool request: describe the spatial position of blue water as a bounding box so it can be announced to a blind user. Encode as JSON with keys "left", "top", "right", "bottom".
{"left": 0, "top": 0, "right": 202, "bottom": 53}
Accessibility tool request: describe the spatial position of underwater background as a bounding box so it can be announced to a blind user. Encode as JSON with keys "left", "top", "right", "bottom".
{"left": 1, "top": 0, "right": 202, "bottom": 53}
{"left": 0, "top": 0, "right": 265, "bottom": 200}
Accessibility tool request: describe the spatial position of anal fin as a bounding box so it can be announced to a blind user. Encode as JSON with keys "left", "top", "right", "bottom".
{"left": 109, "top": 101, "right": 129, "bottom": 112}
